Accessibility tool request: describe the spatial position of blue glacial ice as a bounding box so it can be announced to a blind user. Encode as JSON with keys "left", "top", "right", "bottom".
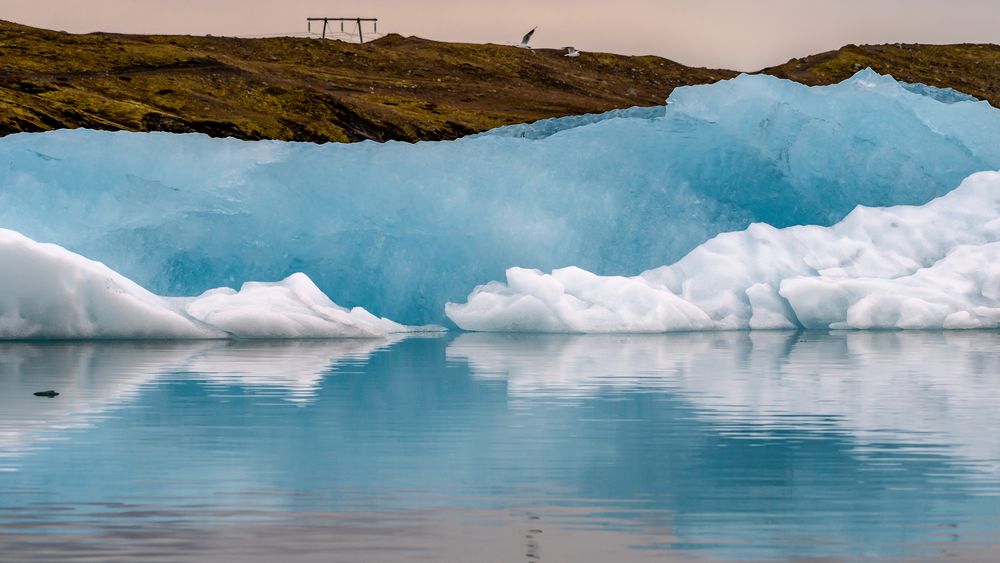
{"left": 1, "top": 69, "right": 999, "bottom": 328}
{"left": 474, "top": 105, "right": 665, "bottom": 139}
{"left": 899, "top": 81, "right": 980, "bottom": 104}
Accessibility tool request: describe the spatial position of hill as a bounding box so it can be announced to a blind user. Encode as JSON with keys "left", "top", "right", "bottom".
{"left": 761, "top": 43, "right": 1000, "bottom": 107}
{"left": 3, "top": 20, "right": 998, "bottom": 143}
{"left": 0, "top": 20, "right": 734, "bottom": 143}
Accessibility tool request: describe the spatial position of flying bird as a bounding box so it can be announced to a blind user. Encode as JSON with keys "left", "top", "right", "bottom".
{"left": 564, "top": 46, "right": 580, "bottom": 57}
{"left": 517, "top": 27, "right": 536, "bottom": 49}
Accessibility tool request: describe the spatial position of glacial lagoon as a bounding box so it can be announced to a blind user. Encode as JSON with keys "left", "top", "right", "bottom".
{"left": 2, "top": 331, "right": 998, "bottom": 561}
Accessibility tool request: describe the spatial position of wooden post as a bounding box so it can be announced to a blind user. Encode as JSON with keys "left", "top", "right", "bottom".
{"left": 357, "top": 18, "right": 364, "bottom": 43}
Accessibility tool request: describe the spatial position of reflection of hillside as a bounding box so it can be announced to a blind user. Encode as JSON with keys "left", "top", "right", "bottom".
{"left": 447, "top": 331, "right": 1000, "bottom": 472}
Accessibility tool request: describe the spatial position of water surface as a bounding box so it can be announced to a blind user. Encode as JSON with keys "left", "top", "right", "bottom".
{"left": 1, "top": 331, "right": 999, "bottom": 561}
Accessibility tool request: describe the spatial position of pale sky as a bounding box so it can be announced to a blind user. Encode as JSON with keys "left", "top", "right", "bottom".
{"left": 5, "top": 1, "right": 1000, "bottom": 70}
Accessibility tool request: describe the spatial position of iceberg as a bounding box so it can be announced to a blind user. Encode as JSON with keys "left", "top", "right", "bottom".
{"left": 446, "top": 171, "right": 1000, "bottom": 331}
{"left": 0, "top": 228, "right": 432, "bottom": 339}
{"left": 3, "top": 70, "right": 1000, "bottom": 326}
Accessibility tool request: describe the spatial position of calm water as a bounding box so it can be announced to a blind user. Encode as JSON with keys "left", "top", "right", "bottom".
{"left": 1, "top": 332, "right": 999, "bottom": 562}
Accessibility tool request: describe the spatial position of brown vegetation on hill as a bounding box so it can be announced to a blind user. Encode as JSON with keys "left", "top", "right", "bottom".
{"left": 2, "top": 20, "right": 996, "bottom": 144}
{"left": 0, "top": 20, "right": 733, "bottom": 143}
{"left": 761, "top": 43, "right": 1000, "bottom": 107}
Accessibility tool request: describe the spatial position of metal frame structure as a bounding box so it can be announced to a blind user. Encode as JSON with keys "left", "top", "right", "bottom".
{"left": 307, "top": 17, "right": 378, "bottom": 43}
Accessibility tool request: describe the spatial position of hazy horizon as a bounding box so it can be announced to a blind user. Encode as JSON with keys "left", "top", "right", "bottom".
{"left": 5, "top": 0, "right": 1000, "bottom": 70}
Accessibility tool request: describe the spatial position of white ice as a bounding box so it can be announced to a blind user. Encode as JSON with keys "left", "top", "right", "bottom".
{"left": 0, "top": 228, "right": 437, "bottom": 339}
{"left": 447, "top": 171, "right": 1000, "bottom": 332}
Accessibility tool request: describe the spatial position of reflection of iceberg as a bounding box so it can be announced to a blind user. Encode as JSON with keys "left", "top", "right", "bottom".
{"left": 674, "top": 332, "right": 1000, "bottom": 472}
{"left": 3, "top": 334, "right": 997, "bottom": 561}
{"left": 447, "top": 332, "right": 1000, "bottom": 471}
{"left": 446, "top": 333, "right": 689, "bottom": 398}
{"left": 448, "top": 172, "right": 1000, "bottom": 331}
{"left": 5, "top": 71, "right": 1000, "bottom": 325}
{"left": 0, "top": 228, "right": 437, "bottom": 339}
{"left": 0, "top": 338, "right": 412, "bottom": 467}
{"left": 0, "top": 342, "right": 211, "bottom": 466}
{"left": 185, "top": 339, "right": 397, "bottom": 403}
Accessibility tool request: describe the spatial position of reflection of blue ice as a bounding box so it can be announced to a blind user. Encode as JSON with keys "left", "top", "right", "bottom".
{"left": 449, "top": 331, "right": 1000, "bottom": 473}
{"left": 4, "top": 71, "right": 1000, "bottom": 325}
{"left": 0, "top": 339, "right": 395, "bottom": 465}
{"left": 1, "top": 332, "right": 999, "bottom": 559}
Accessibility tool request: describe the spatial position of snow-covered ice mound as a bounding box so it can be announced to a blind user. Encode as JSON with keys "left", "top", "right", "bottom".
{"left": 2, "top": 70, "right": 999, "bottom": 325}
{"left": 447, "top": 171, "right": 1000, "bottom": 332}
{"left": 0, "top": 228, "right": 434, "bottom": 339}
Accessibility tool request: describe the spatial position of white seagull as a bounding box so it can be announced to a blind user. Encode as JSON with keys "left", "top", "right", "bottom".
{"left": 517, "top": 27, "right": 536, "bottom": 49}
{"left": 564, "top": 46, "right": 580, "bottom": 57}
